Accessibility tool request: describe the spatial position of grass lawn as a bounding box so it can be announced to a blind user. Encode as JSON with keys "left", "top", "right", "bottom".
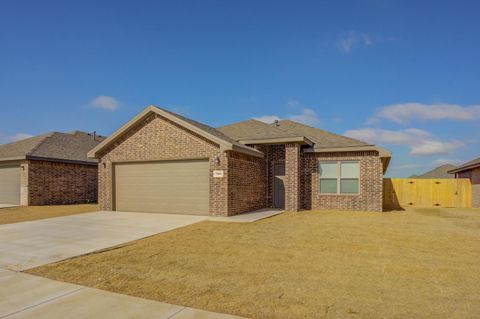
{"left": 27, "top": 208, "right": 480, "bottom": 319}
{"left": 0, "top": 204, "right": 98, "bottom": 225}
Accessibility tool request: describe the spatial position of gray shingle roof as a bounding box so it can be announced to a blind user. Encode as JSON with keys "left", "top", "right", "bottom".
{"left": 158, "top": 107, "right": 258, "bottom": 153}
{"left": 217, "top": 119, "right": 299, "bottom": 140}
{"left": 217, "top": 119, "right": 370, "bottom": 148}
{"left": 272, "top": 120, "right": 369, "bottom": 148}
{"left": 0, "top": 131, "right": 105, "bottom": 163}
{"left": 448, "top": 157, "right": 480, "bottom": 173}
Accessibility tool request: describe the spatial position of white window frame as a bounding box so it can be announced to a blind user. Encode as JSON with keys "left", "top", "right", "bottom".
{"left": 319, "top": 161, "right": 360, "bottom": 195}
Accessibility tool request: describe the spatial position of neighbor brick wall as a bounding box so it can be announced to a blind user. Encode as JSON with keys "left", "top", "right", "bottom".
{"left": 97, "top": 113, "right": 230, "bottom": 215}
{"left": 227, "top": 151, "right": 267, "bottom": 215}
{"left": 301, "top": 151, "right": 383, "bottom": 212}
{"left": 26, "top": 160, "right": 98, "bottom": 205}
{"left": 458, "top": 167, "right": 480, "bottom": 208}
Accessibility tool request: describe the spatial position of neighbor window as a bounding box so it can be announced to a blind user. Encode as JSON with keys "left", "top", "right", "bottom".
{"left": 319, "top": 161, "right": 359, "bottom": 194}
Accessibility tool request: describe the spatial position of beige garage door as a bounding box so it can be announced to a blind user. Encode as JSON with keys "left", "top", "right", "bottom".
{"left": 0, "top": 164, "right": 21, "bottom": 205}
{"left": 114, "top": 160, "right": 209, "bottom": 215}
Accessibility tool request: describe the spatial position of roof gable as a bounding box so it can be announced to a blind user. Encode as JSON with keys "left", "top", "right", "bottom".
{"left": 88, "top": 106, "right": 263, "bottom": 158}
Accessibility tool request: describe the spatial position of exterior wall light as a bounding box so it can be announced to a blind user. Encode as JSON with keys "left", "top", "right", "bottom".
{"left": 213, "top": 156, "right": 220, "bottom": 165}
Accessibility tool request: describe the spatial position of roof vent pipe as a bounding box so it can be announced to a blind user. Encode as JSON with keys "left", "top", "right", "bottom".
{"left": 93, "top": 131, "right": 97, "bottom": 141}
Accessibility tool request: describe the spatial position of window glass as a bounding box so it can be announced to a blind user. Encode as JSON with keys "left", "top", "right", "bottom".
{"left": 319, "top": 162, "right": 337, "bottom": 178}
{"left": 341, "top": 162, "right": 359, "bottom": 178}
{"left": 340, "top": 179, "right": 359, "bottom": 194}
{"left": 320, "top": 179, "right": 337, "bottom": 193}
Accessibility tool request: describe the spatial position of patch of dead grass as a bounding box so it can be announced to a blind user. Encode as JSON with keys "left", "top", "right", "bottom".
{"left": 27, "top": 208, "right": 480, "bottom": 319}
{"left": 0, "top": 204, "right": 98, "bottom": 225}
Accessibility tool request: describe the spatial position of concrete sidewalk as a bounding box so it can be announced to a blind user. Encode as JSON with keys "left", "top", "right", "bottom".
{"left": 209, "top": 208, "right": 284, "bottom": 223}
{"left": 0, "top": 270, "right": 245, "bottom": 319}
{"left": 0, "top": 204, "right": 17, "bottom": 209}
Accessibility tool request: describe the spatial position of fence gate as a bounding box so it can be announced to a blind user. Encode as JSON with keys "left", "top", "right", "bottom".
{"left": 383, "top": 178, "right": 472, "bottom": 209}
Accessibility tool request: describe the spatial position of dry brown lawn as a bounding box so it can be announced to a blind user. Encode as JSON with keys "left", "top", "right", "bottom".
{"left": 0, "top": 204, "right": 98, "bottom": 225}
{"left": 27, "top": 208, "right": 480, "bottom": 319}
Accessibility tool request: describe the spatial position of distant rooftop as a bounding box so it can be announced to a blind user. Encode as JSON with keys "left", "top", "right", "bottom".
{"left": 0, "top": 131, "right": 106, "bottom": 164}
{"left": 448, "top": 157, "right": 480, "bottom": 174}
{"left": 410, "top": 164, "right": 456, "bottom": 179}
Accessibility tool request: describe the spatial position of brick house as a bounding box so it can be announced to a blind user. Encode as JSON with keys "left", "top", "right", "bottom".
{"left": 448, "top": 157, "right": 480, "bottom": 208}
{"left": 89, "top": 106, "right": 391, "bottom": 216}
{"left": 0, "top": 131, "right": 104, "bottom": 206}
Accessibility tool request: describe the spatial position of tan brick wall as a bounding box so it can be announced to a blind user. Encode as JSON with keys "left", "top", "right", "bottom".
{"left": 227, "top": 151, "right": 267, "bottom": 215}
{"left": 285, "top": 143, "right": 300, "bottom": 211}
{"left": 97, "top": 113, "right": 230, "bottom": 215}
{"left": 27, "top": 160, "right": 98, "bottom": 205}
{"left": 301, "top": 151, "right": 383, "bottom": 212}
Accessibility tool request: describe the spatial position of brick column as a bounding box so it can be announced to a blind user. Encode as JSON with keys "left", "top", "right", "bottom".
{"left": 20, "top": 161, "right": 29, "bottom": 206}
{"left": 285, "top": 143, "right": 300, "bottom": 211}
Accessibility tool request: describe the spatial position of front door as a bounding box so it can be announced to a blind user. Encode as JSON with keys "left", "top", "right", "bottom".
{"left": 273, "top": 163, "right": 285, "bottom": 208}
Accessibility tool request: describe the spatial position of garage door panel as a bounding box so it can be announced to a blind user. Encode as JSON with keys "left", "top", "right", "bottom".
{"left": 114, "top": 160, "right": 209, "bottom": 215}
{"left": 0, "top": 165, "right": 21, "bottom": 205}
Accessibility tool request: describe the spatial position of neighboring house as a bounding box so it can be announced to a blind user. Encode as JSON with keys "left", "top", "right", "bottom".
{"left": 409, "top": 164, "right": 456, "bottom": 179}
{"left": 88, "top": 106, "right": 391, "bottom": 216}
{"left": 0, "top": 131, "right": 104, "bottom": 206}
{"left": 448, "top": 157, "right": 480, "bottom": 208}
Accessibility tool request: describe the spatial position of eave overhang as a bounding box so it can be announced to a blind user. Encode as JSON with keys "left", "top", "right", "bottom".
{"left": 239, "top": 136, "right": 314, "bottom": 146}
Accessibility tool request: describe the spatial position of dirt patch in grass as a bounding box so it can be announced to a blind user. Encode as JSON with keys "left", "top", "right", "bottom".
{"left": 27, "top": 208, "right": 480, "bottom": 319}
{"left": 0, "top": 204, "right": 98, "bottom": 225}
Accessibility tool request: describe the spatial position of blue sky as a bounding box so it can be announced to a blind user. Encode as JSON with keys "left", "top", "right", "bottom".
{"left": 1, "top": 0, "right": 479, "bottom": 177}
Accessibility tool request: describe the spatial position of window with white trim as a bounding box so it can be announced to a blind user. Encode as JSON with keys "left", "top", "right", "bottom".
{"left": 319, "top": 161, "right": 360, "bottom": 194}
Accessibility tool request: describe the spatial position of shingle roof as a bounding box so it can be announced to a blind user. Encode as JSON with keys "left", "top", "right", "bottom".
{"left": 217, "top": 119, "right": 370, "bottom": 148}
{"left": 448, "top": 157, "right": 480, "bottom": 173}
{"left": 158, "top": 107, "right": 259, "bottom": 153}
{"left": 0, "top": 131, "right": 105, "bottom": 163}
{"left": 217, "top": 119, "right": 299, "bottom": 140}
{"left": 271, "top": 120, "right": 369, "bottom": 148}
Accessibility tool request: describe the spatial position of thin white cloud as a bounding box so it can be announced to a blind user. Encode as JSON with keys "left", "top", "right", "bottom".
{"left": 368, "top": 102, "right": 480, "bottom": 124}
{"left": 10, "top": 133, "right": 33, "bottom": 142}
{"left": 344, "top": 127, "right": 464, "bottom": 156}
{"left": 393, "top": 164, "right": 422, "bottom": 170}
{"left": 432, "top": 158, "right": 464, "bottom": 167}
{"left": 286, "top": 99, "right": 301, "bottom": 108}
{"left": 0, "top": 132, "right": 33, "bottom": 144}
{"left": 289, "top": 108, "right": 320, "bottom": 126}
{"left": 254, "top": 103, "right": 320, "bottom": 126}
{"left": 254, "top": 115, "right": 282, "bottom": 124}
{"left": 90, "top": 96, "right": 120, "bottom": 111}
{"left": 337, "top": 30, "right": 372, "bottom": 53}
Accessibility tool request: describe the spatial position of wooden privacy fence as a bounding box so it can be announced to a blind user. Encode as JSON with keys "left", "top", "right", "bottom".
{"left": 383, "top": 178, "right": 472, "bottom": 209}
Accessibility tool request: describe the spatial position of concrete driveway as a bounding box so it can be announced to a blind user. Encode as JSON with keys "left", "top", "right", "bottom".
{"left": 0, "top": 211, "right": 207, "bottom": 271}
